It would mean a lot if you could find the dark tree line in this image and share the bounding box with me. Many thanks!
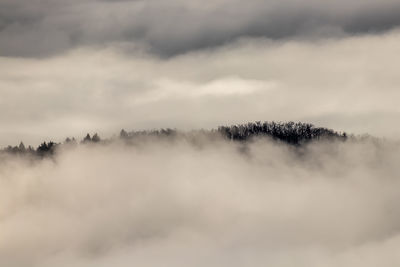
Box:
[217,121,346,144]
[119,128,177,139]
[1,133,102,157]
[3,142,35,155]
[0,122,348,158]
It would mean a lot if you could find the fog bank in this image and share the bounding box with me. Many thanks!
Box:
[1,137,400,266]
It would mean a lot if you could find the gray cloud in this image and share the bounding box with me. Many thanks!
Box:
[2,0,400,57]
[2,30,400,146]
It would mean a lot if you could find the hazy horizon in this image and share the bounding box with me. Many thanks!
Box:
[1,0,400,145]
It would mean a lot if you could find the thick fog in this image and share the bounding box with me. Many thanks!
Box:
[1,137,400,267]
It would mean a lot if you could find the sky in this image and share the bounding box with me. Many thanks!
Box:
[1,0,400,145]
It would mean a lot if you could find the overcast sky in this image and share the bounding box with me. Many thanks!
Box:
[1,0,400,146]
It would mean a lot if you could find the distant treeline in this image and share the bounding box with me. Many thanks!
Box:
[1,121,347,158]
[217,121,346,144]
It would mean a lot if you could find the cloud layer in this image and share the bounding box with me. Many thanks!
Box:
[1,0,400,145]
[1,29,400,146]
[2,0,400,57]
[1,138,400,266]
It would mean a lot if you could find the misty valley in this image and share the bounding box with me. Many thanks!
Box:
[1,121,399,267]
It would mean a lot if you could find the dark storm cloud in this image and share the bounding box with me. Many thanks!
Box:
[1,0,400,57]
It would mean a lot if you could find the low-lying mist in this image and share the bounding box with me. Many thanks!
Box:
[1,135,400,267]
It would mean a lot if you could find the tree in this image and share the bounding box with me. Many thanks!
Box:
[92,133,100,143]
[18,142,26,151]
[120,129,128,139]
[37,141,57,156]
[82,133,91,143]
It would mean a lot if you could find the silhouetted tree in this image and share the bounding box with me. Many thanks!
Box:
[120,129,128,139]
[217,121,346,145]
[92,133,100,143]
[82,133,92,143]
[18,142,26,151]
[0,121,349,158]
[36,141,57,157]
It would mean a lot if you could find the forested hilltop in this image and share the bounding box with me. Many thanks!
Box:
[1,121,348,158]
